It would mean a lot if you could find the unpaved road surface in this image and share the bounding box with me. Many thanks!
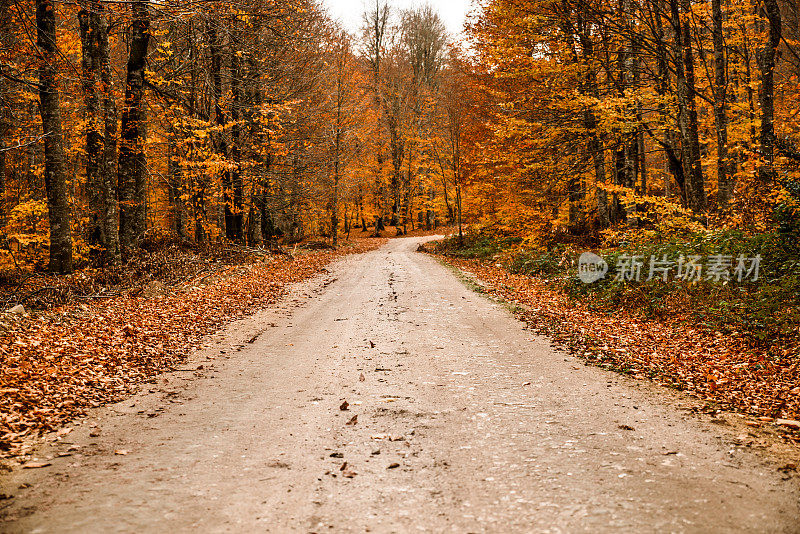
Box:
[2,237,799,533]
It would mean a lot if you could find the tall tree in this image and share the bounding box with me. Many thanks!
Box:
[362,0,390,227]
[757,0,782,183]
[79,0,120,264]
[36,0,73,272]
[227,43,244,243]
[118,0,150,253]
[711,0,733,206]
[670,0,706,212]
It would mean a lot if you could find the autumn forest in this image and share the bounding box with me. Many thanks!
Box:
[1,0,470,273]
[0,0,798,269]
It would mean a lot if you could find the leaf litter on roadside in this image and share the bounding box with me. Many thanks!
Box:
[439,256,800,443]
[0,239,386,460]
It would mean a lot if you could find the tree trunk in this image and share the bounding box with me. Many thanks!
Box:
[167,132,187,238]
[670,0,707,212]
[331,172,339,246]
[246,54,263,246]
[206,19,231,242]
[712,0,733,206]
[79,0,119,264]
[426,181,435,230]
[441,171,453,224]
[757,0,782,183]
[651,0,685,198]
[0,148,5,230]
[0,72,7,229]
[118,0,150,253]
[388,117,402,227]
[97,0,120,264]
[331,82,342,246]
[637,121,647,195]
[78,2,101,246]
[0,0,7,229]
[633,29,646,197]
[228,49,244,242]
[37,0,73,273]
[680,0,706,212]
[456,181,463,244]
[576,19,609,228]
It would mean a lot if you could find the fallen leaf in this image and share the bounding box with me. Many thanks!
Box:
[339,400,349,411]
[428,254,800,439]
[345,415,358,426]
[22,462,51,469]
[387,462,400,469]
[0,240,387,459]
[776,419,800,430]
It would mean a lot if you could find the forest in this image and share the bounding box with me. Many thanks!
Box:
[0,0,798,272]
[0,0,470,275]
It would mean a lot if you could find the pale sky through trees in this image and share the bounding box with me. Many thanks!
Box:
[321,0,474,37]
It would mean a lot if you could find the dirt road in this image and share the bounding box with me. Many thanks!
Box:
[2,237,798,533]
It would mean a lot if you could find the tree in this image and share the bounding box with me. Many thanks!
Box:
[757,0,782,183]
[323,30,364,245]
[711,0,733,206]
[79,0,120,264]
[36,0,72,273]
[362,0,390,228]
[118,0,150,254]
